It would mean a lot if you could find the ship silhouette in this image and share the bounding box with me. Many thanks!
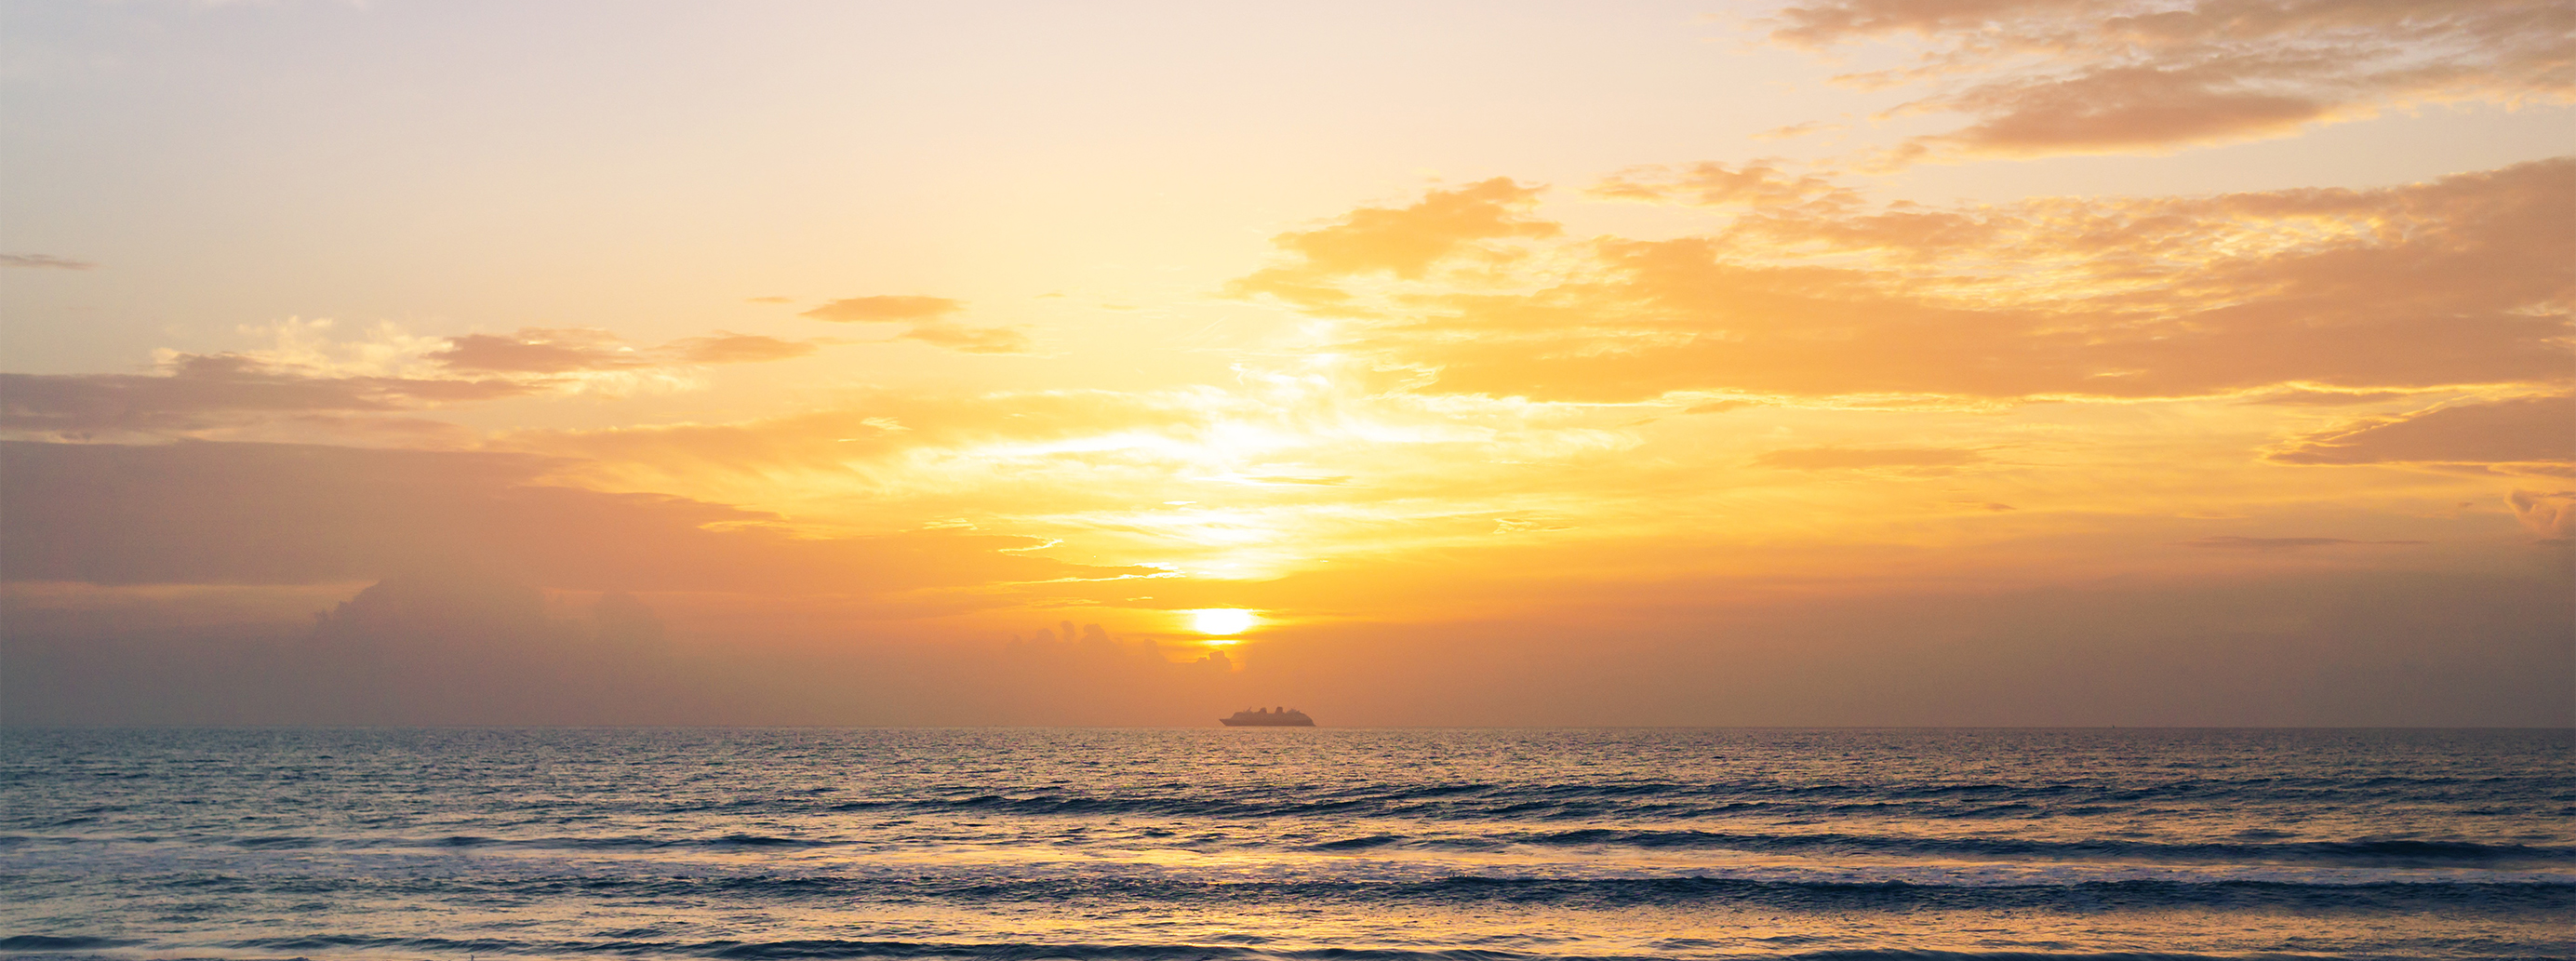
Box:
[1220,705,1314,727]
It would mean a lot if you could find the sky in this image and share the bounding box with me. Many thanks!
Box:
[2,0,2569,727]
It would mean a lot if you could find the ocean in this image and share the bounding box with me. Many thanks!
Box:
[1,727,2569,960]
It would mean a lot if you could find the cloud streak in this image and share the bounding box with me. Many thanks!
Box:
[1,253,93,270]
[2,326,827,442]
[1765,0,2576,163]
[2267,394,2576,471]
[802,296,1034,354]
[2182,536,2425,550]
[0,439,1155,603]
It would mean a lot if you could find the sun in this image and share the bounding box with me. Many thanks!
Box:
[1188,608,1259,636]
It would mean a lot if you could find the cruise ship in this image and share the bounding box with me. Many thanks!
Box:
[1220,706,1315,727]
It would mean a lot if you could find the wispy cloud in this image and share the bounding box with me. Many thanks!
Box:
[802,296,964,322]
[802,296,1034,354]
[1,253,95,270]
[2,324,827,443]
[428,327,818,374]
[2267,394,2576,472]
[1765,0,2576,164]
[2182,536,2425,551]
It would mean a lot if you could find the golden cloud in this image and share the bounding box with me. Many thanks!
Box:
[801,296,1032,354]
[1766,0,2576,161]
[1226,178,1557,309]
[1242,158,2574,403]
[1590,162,1859,208]
[801,295,965,321]
[2506,489,2575,540]
[0,439,1155,601]
[897,321,1035,354]
[2267,394,2576,471]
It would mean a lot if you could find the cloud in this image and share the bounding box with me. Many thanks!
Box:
[0,439,1155,600]
[895,321,1035,354]
[2267,394,2576,468]
[1754,446,1984,470]
[1244,159,2574,404]
[1589,162,1859,208]
[430,327,639,374]
[2507,489,2576,540]
[1684,400,1759,414]
[1753,120,1844,140]
[0,326,829,441]
[1,253,93,270]
[798,296,1030,354]
[2242,388,2422,406]
[0,354,534,439]
[430,327,821,374]
[1766,0,2576,162]
[802,295,965,322]
[2182,536,2425,550]
[1227,178,1557,309]
[669,332,820,365]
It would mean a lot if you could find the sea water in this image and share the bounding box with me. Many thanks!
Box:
[2,727,2569,960]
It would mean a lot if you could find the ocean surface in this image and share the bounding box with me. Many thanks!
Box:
[2,727,2569,961]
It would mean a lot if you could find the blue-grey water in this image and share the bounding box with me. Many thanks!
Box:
[2,728,2569,960]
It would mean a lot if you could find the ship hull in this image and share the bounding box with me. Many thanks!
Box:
[1220,717,1315,727]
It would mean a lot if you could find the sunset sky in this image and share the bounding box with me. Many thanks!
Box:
[4,0,2569,727]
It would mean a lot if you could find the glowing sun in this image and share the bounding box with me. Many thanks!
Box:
[1189,608,1259,636]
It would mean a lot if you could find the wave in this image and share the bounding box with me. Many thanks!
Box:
[152,828,2576,869]
[0,936,141,952]
[1503,829,2576,867]
[776,777,2573,823]
[109,874,2569,914]
[198,930,2558,961]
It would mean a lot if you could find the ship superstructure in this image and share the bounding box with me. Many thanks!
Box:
[1220,706,1315,727]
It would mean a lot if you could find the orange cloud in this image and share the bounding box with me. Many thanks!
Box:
[801,296,1032,354]
[671,332,822,365]
[2506,489,2576,540]
[0,439,1155,602]
[802,295,965,321]
[2267,394,2576,471]
[1590,162,1859,208]
[1766,0,2576,161]
[1246,159,2573,403]
[1227,178,1557,309]
[2181,536,2424,551]
[897,321,1035,354]
[2242,388,2422,407]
